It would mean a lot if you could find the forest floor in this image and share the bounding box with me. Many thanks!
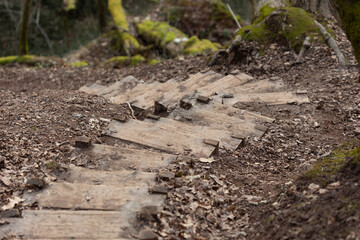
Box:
[1,24,360,239]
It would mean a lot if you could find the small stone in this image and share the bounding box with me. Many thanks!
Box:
[327,181,340,190]
[230,69,240,75]
[354,127,360,135]
[113,115,126,122]
[308,183,320,192]
[138,228,158,240]
[270,76,281,81]
[1,209,20,218]
[26,178,46,189]
[314,122,320,128]
[74,136,92,148]
[149,185,168,194]
[158,171,175,181]
[196,95,211,104]
[139,206,158,221]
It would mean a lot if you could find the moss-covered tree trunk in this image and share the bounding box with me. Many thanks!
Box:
[98,0,107,32]
[19,0,32,55]
[329,0,360,67]
[108,0,140,55]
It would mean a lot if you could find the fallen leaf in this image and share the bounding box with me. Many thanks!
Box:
[199,157,215,163]
[1,196,25,211]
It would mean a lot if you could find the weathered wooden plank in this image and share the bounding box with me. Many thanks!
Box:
[110,81,160,104]
[144,117,243,150]
[97,75,140,98]
[91,144,176,170]
[213,91,310,106]
[217,78,285,95]
[79,83,107,95]
[107,119,217,157]
[154,71,223,112]
[0,210,132,239]
[168,105,266,138]
[36,182,165,210]
[67,165,156,187]
[131,79,179,110]
[197,102,274,123]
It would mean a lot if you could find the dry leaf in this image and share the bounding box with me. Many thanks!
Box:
[0,177,12,186]
[1,196,25,211]
[199,157,215,163]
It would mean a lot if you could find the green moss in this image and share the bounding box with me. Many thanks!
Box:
[137,20,187,47]
[105,54,145,67]
[305,140,360,184]
[236,6,324,53]
[44,160,58,170]
[107,0,141,54]
[148,59,160,65]
[70,61,88,67]
[0,55,35,65]
[332,1,360,67]
[183,36,221,56]
[66,0,76,11]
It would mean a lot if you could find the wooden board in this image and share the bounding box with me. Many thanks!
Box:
[97,75,140,98]
[109,81,160,104]
[107,119,217,157]
[0,210,132,239]
[213,91,310,106]
[131,79,179,110]
[36,182,165,210]
[217,78,285,95]
[79,83,107,95]
[197,102,274,123]
[91,144,176,170]
[169,106,267,138]
[144,117,243,150]
[67,165,156,187]
[154,71,223,112]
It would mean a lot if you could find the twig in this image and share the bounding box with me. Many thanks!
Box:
[226,3,241,29]
[126,102,136,119]
[314,20,346,67]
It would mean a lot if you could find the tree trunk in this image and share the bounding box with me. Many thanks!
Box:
[98,0,107,32]
[329,0,360,68]
[19,0,32,55]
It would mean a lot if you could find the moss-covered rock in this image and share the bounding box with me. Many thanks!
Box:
[183,36,221,56]
[137,20,188,57]
[104,54,145,67]
[108,0,141,55]
[237,5,324,52]
[70,61,88,67]
[304,140,360,185]
[329,0,360,67]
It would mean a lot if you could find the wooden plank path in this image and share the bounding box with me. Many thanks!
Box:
[1,70,310,239]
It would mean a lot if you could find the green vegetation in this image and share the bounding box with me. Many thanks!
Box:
[305,140,360,185]
[237,5,324,52]
[108,0,141,54]
[0,55,34,65]
[66,0,76,11]
[70,61,89,67]
[183,36,221,56]
[104,54,145,67]
[137,20,187,47]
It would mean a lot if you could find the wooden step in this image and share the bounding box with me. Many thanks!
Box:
[106,119,218,157]
[131,79,179,110]
[0,210,132,239]
[35,182,165,210]
[218,78,285,95]
[193,102,274,123]
[79,83,107,95]
[91,144,176,170]
[213,91,310,106]
[109,81,160,104]
[97,75,141,98]
[154,71,223,112]
[67,165,156,187]
[144,117,243,150]
[168,105,267,138]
